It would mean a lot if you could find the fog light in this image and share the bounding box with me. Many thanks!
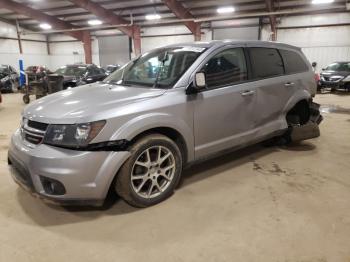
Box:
[40,176,66,195]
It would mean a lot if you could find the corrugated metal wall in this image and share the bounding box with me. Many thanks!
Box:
[98,35,129,67]
[271,13,350,72]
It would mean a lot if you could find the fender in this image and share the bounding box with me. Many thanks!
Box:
[110,112,195,162]
[282,89,312,116]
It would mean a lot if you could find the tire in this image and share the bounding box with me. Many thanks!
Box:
[23,94,30,104]
[115,134,183,207]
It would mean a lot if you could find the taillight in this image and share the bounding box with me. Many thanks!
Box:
[314,73,320,82]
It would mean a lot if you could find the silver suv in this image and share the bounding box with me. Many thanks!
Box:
[8,40,322,207]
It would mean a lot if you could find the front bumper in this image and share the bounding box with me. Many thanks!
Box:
[319,80,350,90]
[8,129,130,206]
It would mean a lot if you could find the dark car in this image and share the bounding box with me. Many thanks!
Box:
[0,65,19,93]
[319,62,350,92]
[55,64,107,89]
[104,64,121,76]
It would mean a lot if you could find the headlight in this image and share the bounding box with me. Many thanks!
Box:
[43,120,106,148]
[342,75,350,82]
[1,76,9,83]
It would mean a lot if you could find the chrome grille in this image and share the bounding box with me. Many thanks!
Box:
[22,119,47,145]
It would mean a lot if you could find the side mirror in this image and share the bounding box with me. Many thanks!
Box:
[195,72,206,89]
[322,68,325,71]
[186,72,206,95]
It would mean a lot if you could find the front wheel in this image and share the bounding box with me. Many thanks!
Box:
[115,134,183,207]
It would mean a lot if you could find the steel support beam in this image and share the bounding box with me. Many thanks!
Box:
[0,0,85,41]
[0,0,94,63]
[68,0,141,55]
[162,0,201,41]
[15,19,23,54]
[132,25,141,56]
[82,31,92,64]
[265,0,277,41]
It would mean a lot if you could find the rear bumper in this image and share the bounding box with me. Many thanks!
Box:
[289,102,323,142]
[8,129,131,206]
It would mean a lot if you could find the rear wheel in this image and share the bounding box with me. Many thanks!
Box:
[115,134,183,207]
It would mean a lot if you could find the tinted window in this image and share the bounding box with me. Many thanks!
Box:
[279,49,308,74]
[202,48,247,89]
[55,66,87,77]
[325,62,350,72]
[249,48,284,79]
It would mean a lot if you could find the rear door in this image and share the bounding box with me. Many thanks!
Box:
[246,46,293,134]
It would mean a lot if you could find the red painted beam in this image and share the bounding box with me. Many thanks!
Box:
[162,0,201,41]
[0,0,85,41]
[265,0,277,41]
[68,0,134,37]
[132,25,141,56]
[68,0,141,55]
[82,31,92,64]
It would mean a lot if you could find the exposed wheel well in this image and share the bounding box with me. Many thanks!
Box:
[286,99,310,125]
[129,127,188,164]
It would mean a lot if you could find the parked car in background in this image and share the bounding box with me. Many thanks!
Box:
[8,41,322,208]
[319,62,350,91]
[0,65,19,93]
[55,64,107,89]
[104,64,121,75]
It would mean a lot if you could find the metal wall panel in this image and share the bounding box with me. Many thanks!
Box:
[213,27,259,40]
[98,35,130,67]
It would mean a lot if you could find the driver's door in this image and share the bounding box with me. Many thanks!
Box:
[193,47,257,159]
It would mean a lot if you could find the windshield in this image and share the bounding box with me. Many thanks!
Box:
[104,46,206,88]
[326,62,350,72]
[55,66,87,77]
[0,65,9,74]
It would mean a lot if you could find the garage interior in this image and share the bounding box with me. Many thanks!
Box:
[1,0,350,261]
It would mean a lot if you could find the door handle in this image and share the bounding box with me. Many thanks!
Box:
[284,82,295,87]
[241,90,255,96]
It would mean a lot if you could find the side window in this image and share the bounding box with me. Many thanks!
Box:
[279,49,309,74]
[89,67,100,76]
[202,48,247,89]
[249,48,284,79]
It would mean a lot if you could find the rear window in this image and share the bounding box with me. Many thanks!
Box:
[279,49,309,74]
[249,48,284,79]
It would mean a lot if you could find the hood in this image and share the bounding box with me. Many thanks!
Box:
[23,82,166,124]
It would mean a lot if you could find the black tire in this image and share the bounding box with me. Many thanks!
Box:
[23,94,30,104]
[115,134,183,207]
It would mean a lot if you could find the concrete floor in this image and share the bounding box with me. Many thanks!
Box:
[0,93,350,262]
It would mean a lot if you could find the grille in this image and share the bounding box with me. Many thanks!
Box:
[27,120,48,131]
[22,119,47,145]
[24,132,43,144]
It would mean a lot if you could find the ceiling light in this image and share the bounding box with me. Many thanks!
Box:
[39,23,52,30]
[312,0,334,4]
[88,19,103,26]
[145,14,161,20]
[217,6,235,14]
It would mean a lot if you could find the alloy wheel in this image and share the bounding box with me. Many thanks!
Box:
[131,145,176,199]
